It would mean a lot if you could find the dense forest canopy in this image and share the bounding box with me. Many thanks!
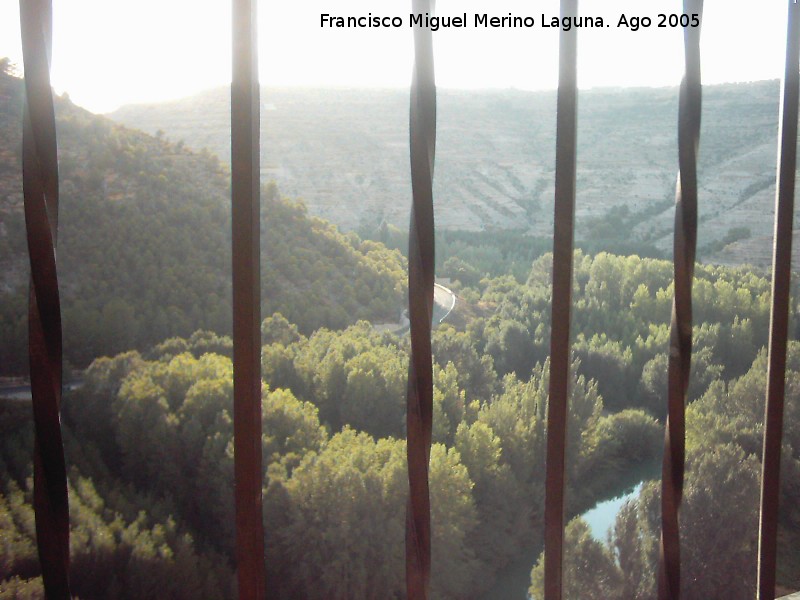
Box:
[1,319,661,598]
[2,61,799,598]
[529,342,800,600]
[3,248,798,598]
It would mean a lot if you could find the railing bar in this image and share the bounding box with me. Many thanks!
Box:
[657,2,703,599]
[19,0,71,597]
[231,0,266,597]
[543,1,579,598]
[757,2,800,599]
[406,0,436,597]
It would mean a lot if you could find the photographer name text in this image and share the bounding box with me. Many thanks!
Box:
[320,12,701,32]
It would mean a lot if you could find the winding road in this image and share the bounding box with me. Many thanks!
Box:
[433,283,457,323]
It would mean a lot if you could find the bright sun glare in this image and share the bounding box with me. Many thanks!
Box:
[0,1,790,114]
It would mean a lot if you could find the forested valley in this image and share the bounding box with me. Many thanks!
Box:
[2,62,800,598]
[0,65,406,375]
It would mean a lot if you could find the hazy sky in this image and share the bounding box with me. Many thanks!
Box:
[0,1,792,114]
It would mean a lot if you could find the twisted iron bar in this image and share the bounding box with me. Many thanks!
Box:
[406,0,436,597]
[543,1,579,598]
[657,2,703,599]
[19,0,71,597]
[757,2,800,599]
[231,0,265,597]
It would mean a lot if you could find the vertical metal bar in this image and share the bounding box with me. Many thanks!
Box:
[757,2,800,598]
[406,0,436,598]
[543,1,578,598]
[19,1,71,597]
[232,0,265,597]
[658,2,703,599]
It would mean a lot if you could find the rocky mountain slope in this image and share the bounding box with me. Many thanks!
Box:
[110,81,791,266]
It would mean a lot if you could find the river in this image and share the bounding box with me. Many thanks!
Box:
[481,477,650,599]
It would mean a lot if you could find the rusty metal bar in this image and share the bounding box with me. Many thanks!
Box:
[406,0,436,597]
[757,2,800,599]
[19,0,71,597]
[543,1,579,598]
[231,0,265,597]
[657,2,703,599]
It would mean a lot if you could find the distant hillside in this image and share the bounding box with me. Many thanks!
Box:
[0,68,406,374]
[110,81,793,266]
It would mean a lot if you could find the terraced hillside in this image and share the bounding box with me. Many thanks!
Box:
[110,81,792,266]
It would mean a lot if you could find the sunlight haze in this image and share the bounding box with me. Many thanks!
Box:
[0,1,790,113]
